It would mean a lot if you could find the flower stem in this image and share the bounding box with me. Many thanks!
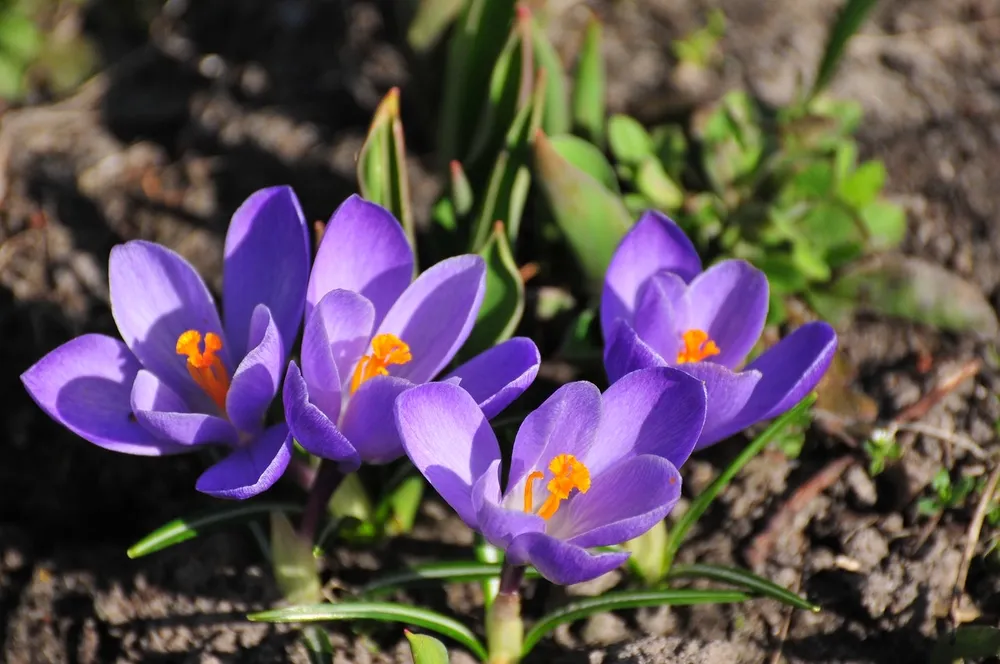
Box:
[486,563,525,664]
[298,460,343,544]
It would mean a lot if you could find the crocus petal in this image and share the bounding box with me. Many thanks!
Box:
[395,382,501,527]
[678,363,762,449]
[603,320,667,384]
[600,210,701,342]
[226,305,284,433]
[554,455,681,548]
[684,260,769,368]
[195,423,293,499]
[632,272,688,363]
[472,460,545,549]
[301,289,375,421]
[506,531,630,586]
[131,370,238,445]
[308,195,414,326]
[340,375,413,464]
[586,367,707,474]
[109,241,225,408]
[506,382,602,504]
[443,337,540,420]
[734,321,838,429]
[282,362,361,470]
[223,186,310,360]
[376,255,486,384]
[20,334,187,455]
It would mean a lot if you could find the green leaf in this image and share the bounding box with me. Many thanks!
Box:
[328,472,374,524]
[697,91,764,197]
[608,114,654,167]
[666,564,819,612]
[406,0,468,53]
[476,539,504,611]
[651,124,688,180]
[464,221,525,355]
[529,12,570,135]
[838,160,885,208]
[249,602,487,660]
[0,53,24,99]
[450,160,474,217]
[930,625,1000,664]
[572,14,605,145]
[635,157,683,210]
[808,0,878,101]
[624,520,667,584]
[361,561,530,597]
[271,512,322,605]
[0,13,42,64]
[859,200,906,250]
[406,631,451,664]
[127,502,303,558]
[372,474,425,537]
[521,589,751,656]
[663,395,817,572]
[533,129,632,293]
[301,626,334,664]
[548,134,619,193]
[357,88,417,259]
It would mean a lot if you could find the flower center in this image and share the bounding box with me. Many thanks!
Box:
[676,329,720,364]
[523,454,591,520]
[350,333,412,394]
[176,330,230,411]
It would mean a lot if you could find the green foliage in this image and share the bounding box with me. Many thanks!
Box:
[930,625,1000,664]
[270,512,322,605]
[672,9,726,68]
[405,632,451,664]
[863,427,903,476]
[809,0,879,101]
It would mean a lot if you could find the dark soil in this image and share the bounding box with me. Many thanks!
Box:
[3,1,1000,663]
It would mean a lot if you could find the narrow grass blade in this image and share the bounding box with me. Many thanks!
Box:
[571,14,605,145]
[667,563,819,612]
[808,0,877,101]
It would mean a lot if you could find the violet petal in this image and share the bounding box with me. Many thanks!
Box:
[603,319,667,384]
[226,304,284,433]
[506,531,630,585]
[282,362,361,470]
[131,369,238,446]
[340,375,413,464]
[195,423,293,499]
[443,337,540,420]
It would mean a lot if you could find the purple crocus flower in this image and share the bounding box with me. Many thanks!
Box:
[282,195,540,470]
[395,367,707,585]
[21,187,310,499]
[601,210,837,448]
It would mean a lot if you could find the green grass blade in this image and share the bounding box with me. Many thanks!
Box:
[249,602,487,660]
[127,502,303,559]
[809,0,878,101]
[662,394,817,572]
[667,563,819,612]
[360,561,543,597]
[406,631,451,664]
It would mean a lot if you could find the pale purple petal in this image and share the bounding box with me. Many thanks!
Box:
[600,210,701,342]
[506,382,602,504]
[282,362,361,470]
[20,334,187,456]
[223,186,310,359]
[632,272,688,363]
[678,363,762,449]
[586,367,706,474]
[131,370,238,446]
[395,382,501,527]
[340,375,413,464]
[472,460,545,549]
[443,338,540,419]
[109,241,225,408]
[683,260,769,368]
[195,423,293,499]
[226,305,284,433]
[603,320,666,384]
[376,255,486,384]
[308,195,414,326]
[506,532,630,585]
[554,455,681,548]
[301,289,375,421]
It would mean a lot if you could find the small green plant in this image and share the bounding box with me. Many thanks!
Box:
[863,427,903,476]
[917,468,979,517]
[672,9,725,69]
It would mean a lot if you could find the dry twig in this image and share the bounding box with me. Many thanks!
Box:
[950,460,1000,628]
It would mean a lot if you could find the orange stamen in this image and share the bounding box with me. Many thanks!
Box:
[522,454,591,521]
[350,333,412,394]
[176,330,230,411]
[676,329,720,364]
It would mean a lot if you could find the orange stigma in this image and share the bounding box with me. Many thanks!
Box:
[176,330,230,411]
[523,454,591,520]
[676,329,720,364]
[350,333,412,394]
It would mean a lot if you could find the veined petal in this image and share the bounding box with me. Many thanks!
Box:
[586,367,706,474]
[223,186,310,360]
[340,375,413,464]
[195,423,293,499]
[376,255,486,384]
[603,320,667,384]
[20,334,187,455]
[632,272,688,364]
[301,289,375,421]
[282,362,361,470]
[678,362,762,449]
[395,382,501,527]
[472,460,545,549]
[443,337,540,420]
[600,210,701,342]
[110,240,225,408]
[226,305,284,433]
[684,260,769,368]
[308,195,414,326]
[506,531,630,585]
[131,370,238,446]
